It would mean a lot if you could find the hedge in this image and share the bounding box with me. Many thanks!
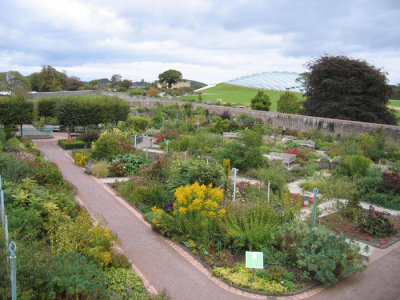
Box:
[58,139,86,149]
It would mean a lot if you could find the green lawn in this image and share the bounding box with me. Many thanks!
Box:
[389,99,400,107]
[179,83,304,111]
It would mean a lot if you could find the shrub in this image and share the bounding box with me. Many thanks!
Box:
[105,268,147,299]
[0,152,32,182]
[278,223,365,287]
[339,155,372,177]
[79,130,100,146]
[47,253,107,299]
[172,182,225,241]
[166,159,225,192]
[58,139,86,150]
[222,204,292,251]
[112,153,146,175]
[118,178,171,208]
[355,206,396,237]
[48,211,116,268]
[30,161,64,186]
[90,161,111,178]
[217,129,266,171]
[110,161,127,177]
[124,116,150,133]
[277,91,302,114]
[382,172,400,192]
[250,90,271,111]
[91,128,130,160]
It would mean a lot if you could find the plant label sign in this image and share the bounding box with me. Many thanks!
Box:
[245,251,264,269]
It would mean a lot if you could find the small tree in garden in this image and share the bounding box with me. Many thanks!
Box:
[0,95,34,136]
[277,91,302,114]
[250,90,271,111]
[56,98,85,138]
[173,182,225,241]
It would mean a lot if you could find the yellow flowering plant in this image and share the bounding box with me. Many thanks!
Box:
[173,182,225,241]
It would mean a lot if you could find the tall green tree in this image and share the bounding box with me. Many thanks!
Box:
[110,74,122,87]
[158,69,182,88]
[250,90,271,111]
[302,55,398,125]
[0,71,31,93]
[277,91,302,114]
[31,66,66,92]
[0,95,33,135]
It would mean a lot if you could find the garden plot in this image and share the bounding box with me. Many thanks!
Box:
[58,100,400,296]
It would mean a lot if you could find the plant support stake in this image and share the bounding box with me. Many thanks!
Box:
[166,140,169,153]
[9,241,17,300]
[134,135,137,148]
[145,135,149,160]
[5,215,8,251]
[1,190,4,226]
[233,168,238,201]
[312,188,319,228]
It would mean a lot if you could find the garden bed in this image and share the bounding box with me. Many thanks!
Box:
[108,181,318,296]
[320,209,400,249]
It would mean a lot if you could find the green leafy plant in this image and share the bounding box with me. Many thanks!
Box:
[47,253,107,299]
[91,128,131,160]
[105,267,147,299]
[166,159,225,192]
[278,223,365,287]
[90,161,111,178]
[112,153,146,175]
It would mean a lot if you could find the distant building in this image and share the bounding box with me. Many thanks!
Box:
[226,71,303,93]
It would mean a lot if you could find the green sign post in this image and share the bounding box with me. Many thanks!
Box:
[246,251,264,282]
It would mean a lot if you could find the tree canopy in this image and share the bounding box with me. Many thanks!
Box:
[250,90,271,111]
[277,91,302,114]
[158,69,182,88]
[0,71,31,93]
[0,95,33,136]
[302,55,398,125]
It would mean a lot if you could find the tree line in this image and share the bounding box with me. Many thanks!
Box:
[0,95,130,135]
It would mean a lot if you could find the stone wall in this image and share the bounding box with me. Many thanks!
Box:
[31,90,400,144]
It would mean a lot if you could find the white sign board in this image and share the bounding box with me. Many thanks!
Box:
[245,251,264,269]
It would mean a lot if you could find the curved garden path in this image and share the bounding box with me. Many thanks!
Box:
[35,135,400,300]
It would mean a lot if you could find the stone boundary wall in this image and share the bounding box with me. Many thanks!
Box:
[32,90,400,145]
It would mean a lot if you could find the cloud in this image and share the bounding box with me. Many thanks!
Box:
[0,0,399,84]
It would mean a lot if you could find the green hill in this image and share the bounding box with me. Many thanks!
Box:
[179,83,304,110]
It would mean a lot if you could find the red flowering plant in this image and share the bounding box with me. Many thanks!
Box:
[321,205,400,248]
[289,192,314,207]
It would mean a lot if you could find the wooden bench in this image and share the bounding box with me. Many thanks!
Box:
[44,125,60,132]
[74,126,85,133]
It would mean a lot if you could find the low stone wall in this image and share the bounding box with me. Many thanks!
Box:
[31,90,400,145]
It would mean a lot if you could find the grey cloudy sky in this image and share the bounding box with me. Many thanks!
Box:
[0,0,399,84]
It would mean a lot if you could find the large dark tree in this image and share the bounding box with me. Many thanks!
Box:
[302,55,398,125]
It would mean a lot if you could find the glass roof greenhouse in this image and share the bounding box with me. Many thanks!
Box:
[226,71,303,93]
